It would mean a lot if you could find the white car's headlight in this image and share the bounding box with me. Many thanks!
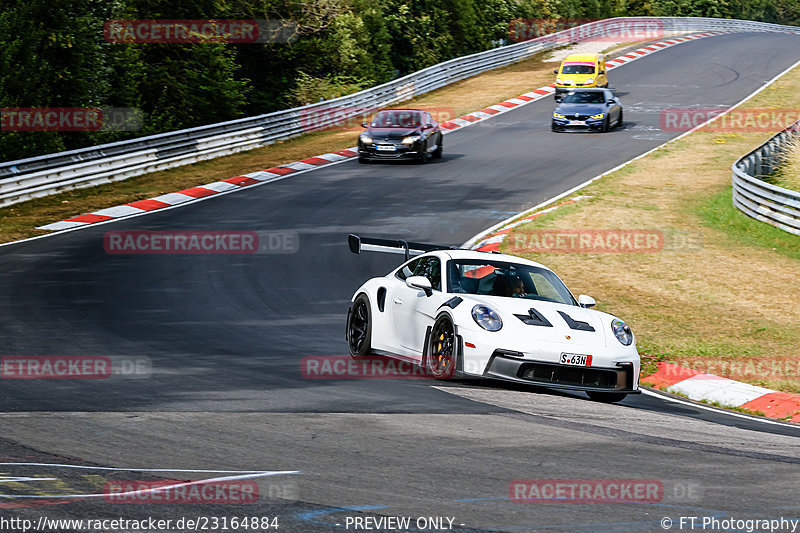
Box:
[611,318,633,346]
[553,113,566,118]
[472,305,502,331]
[360,133,372,144]
[590,113,605,119]
[585,77,594,84]
[401,135,421,145]
[556,78,563,84]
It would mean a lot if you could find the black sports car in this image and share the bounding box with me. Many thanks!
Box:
[357,109,443,163]
[551,89,623,132]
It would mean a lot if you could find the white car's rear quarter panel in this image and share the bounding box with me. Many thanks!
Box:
[350,276,400,354]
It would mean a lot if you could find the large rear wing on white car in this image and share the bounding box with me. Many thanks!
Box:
[348,234,455,261]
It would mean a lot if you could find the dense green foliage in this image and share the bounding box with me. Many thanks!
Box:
[2,0,799,160]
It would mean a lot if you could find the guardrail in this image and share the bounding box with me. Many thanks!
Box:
[3,16,800,208]
[732,121,800,236]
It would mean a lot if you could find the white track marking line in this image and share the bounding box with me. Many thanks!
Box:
[641,389,799,428]
[0,463,300,499]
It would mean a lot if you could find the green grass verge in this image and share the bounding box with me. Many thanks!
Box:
[698,186,800,261]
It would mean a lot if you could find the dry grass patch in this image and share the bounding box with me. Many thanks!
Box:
[773,137,800,192]
[501,66,800,393]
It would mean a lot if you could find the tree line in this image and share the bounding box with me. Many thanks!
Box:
[1,0,798,161]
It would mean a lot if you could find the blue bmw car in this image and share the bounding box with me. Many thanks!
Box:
[551,88,623,132]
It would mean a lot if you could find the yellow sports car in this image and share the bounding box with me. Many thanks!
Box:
[554,53,608,100]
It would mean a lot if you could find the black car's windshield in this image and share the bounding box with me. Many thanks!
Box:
[447,259,576,305]
[370,111,422,128]
[561,65,595,74]
[563,91,605,104]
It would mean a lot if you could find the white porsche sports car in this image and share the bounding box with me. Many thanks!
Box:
[345,235,640,402]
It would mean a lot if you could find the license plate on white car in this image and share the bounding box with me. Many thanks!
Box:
[560,353,592,366]
[568,120,585,126]
[376,145,397,151]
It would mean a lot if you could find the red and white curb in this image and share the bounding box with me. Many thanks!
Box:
[643,363,800,422]
[37,32,725,232]
[37,150,359,231]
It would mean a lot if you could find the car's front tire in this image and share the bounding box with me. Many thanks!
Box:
[616,110,623,128]
[601,116,610,133]
[347,294,372,358]
[427,315,457,379]
[587,391,628,403]
[432,135,443,159]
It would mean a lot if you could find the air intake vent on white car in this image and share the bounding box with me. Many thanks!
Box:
[558,311,595,332]
[514,308,553,327]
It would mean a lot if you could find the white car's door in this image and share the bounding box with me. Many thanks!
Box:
[390,256,446,356]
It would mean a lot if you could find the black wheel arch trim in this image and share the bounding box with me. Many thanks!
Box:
[421,311,463,375]
[438,296,463,310]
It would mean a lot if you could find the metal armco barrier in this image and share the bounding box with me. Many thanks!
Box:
[732,120,800,236]
[2,17,800,208]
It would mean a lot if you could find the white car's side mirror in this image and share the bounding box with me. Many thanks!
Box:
[578,294,596,308]
[406,275,433,296]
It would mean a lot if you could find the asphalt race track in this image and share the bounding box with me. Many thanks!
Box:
[1,32,799,532]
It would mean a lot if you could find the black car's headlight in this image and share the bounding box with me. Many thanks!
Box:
[401,135,421,145]
[359,133,373,144]
[472,305,502,331]
[611,318,633,346]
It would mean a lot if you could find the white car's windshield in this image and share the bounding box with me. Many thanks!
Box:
[447,259,576,305]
